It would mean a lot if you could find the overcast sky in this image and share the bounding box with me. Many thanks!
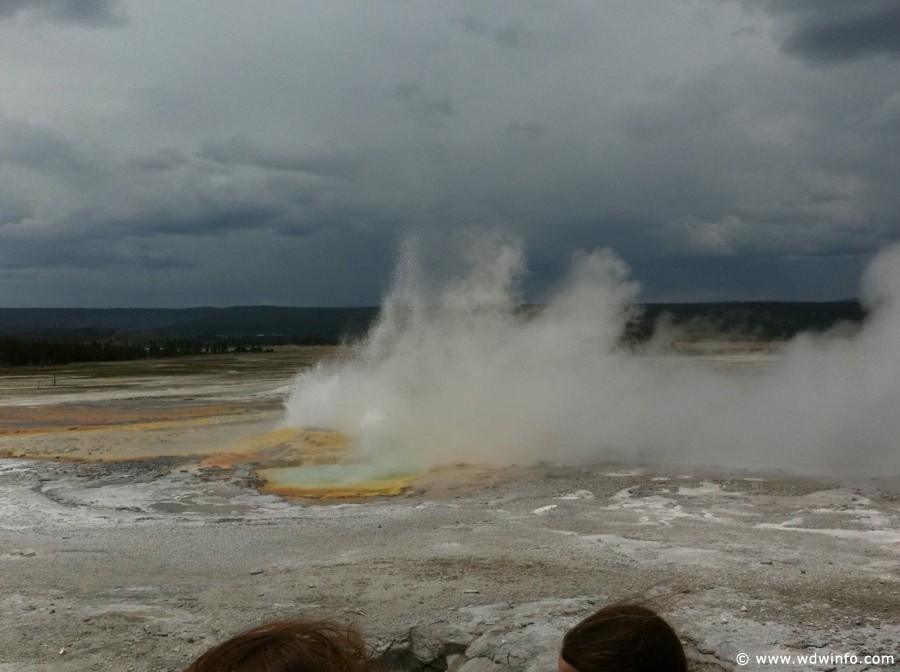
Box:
[2,0,900,307]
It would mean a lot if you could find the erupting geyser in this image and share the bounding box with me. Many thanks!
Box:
[282,235,900,481]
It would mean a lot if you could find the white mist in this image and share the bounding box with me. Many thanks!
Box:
[284,236,900,476]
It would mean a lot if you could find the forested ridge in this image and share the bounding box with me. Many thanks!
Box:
[0,302,865,367]
[0,336,262,367]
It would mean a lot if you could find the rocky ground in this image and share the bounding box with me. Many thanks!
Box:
[0,348,898,671]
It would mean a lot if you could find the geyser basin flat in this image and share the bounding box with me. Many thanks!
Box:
[0,349,352,481]
[2,344,897,671]
[0,340,827,504]
[2,456,898,672]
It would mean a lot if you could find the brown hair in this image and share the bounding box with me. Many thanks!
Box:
[185,619,370,672]
[560,603,687,672]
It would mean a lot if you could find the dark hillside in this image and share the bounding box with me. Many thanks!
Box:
[0,301,867,367]
[0,307,382,366]
[0,307,379,342]
[162,306,379,341]
[625,300,866,342]
[0,302,866,343]
[0,308,216,338]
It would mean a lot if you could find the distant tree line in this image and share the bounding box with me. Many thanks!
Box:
[622,300,866,343]
[0,336,275,368]
[1,301,865,367]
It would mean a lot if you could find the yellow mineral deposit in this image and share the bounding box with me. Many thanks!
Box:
[226,427,420,498]
[257,465,417,499]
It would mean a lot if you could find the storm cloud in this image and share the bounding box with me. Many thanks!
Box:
[761,1,900,63]
[1,1,899,307]
[0,0,125,26]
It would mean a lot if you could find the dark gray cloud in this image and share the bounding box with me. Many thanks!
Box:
[0,229,190,271]
[0,115,397,291]
[197,137,359,179]
[450,14,537,49]
[392,84,454,128]
[503,121,548,140]
[0,113,93,174]
[759,0,900,62]
[1,1,899,307]
[0,201,31,228]
[0,0,125,26]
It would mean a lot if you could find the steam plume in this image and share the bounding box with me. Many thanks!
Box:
[284,236,900,476]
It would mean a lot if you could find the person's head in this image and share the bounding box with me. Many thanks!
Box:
[185,619,370,672]
[559,603,687,672]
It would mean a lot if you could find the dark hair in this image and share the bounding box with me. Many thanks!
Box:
[560,603,687,672]
[185,619,370,672]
